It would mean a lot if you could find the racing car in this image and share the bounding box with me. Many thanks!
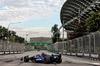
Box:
[21,53,62,64]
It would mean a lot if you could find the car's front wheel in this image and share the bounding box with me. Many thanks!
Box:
[24,56,29,62]
[56,58,62,63]
[31,60,36,63]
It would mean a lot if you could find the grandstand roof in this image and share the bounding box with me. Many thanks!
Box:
[60,0,100,31]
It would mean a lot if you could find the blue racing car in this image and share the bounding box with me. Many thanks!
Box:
[21,53,62,64]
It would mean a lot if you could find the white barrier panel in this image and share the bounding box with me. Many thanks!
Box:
[5,52,9,54]
[18,52,20,53]
[10,52,13,53]
[77,53,83,56]
[21,51,24,53]
[84,53,89,57]
[63,52,66,54]
[91,54,98,58]
[67,53,71,55]
[15,52,17,53]
[71,53,76,55]
[0,52,4,54]
[59,52,62,54]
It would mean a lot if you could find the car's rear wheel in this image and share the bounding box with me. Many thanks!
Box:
[56,58,62,63]
[43,57,50,63]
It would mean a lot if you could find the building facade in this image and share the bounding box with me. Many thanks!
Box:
[30,37,52,43]
[29,37,52,49]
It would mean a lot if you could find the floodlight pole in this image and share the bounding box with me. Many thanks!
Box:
[7,22,21,44]
[26,34,28,42]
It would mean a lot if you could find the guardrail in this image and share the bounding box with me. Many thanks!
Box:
[60,52,99,60]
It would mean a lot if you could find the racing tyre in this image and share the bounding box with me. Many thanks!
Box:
[43,57,50,63]
[56,58,62,63]
[24,56,29,62]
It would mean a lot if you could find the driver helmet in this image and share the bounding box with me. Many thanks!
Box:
[41,52,44,55]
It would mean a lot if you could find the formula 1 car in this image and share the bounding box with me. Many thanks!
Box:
[21,53,62,64]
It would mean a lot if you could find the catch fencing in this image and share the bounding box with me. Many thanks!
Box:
[0,41,33,54]
[47,31,100,60]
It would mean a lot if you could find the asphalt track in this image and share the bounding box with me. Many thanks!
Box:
[0,50,100,66]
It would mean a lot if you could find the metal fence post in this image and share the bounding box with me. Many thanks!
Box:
[97,31,100,52]
[76,38,79,52]
[81,37,83,53]
[87,35,91,53]
[85,36,87,52]
[92,33,96,53]
[65,42,66,50]
[70,40,72,53]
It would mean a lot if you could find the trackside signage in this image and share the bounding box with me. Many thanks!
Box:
[27,43,51,46]
[91,54,98,58]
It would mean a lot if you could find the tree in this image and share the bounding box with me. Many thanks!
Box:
[0,25,25,43]
[9,36,15,42]
[69,11,100,39]
[51,24,60,43]
[86,11,100,32]
[0,26,8,40]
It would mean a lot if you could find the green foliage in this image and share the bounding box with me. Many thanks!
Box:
[24,49,34,52]
[69,11,100,39]
[86,11,100,32]
[9,36,15,42]
[51,24,60,43]
[58,38,68,42]
[47,50,59,54]
[64,38,68,41]
[58,38,62,42]
[51,24,58,33]
[0,25,25,43]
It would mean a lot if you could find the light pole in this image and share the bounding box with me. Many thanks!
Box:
[26,34,28,42]
[7,22,21,44]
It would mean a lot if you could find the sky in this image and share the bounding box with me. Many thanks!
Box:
[0,0,66,41]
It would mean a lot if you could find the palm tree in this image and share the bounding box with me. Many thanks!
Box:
[51,24,60,43]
